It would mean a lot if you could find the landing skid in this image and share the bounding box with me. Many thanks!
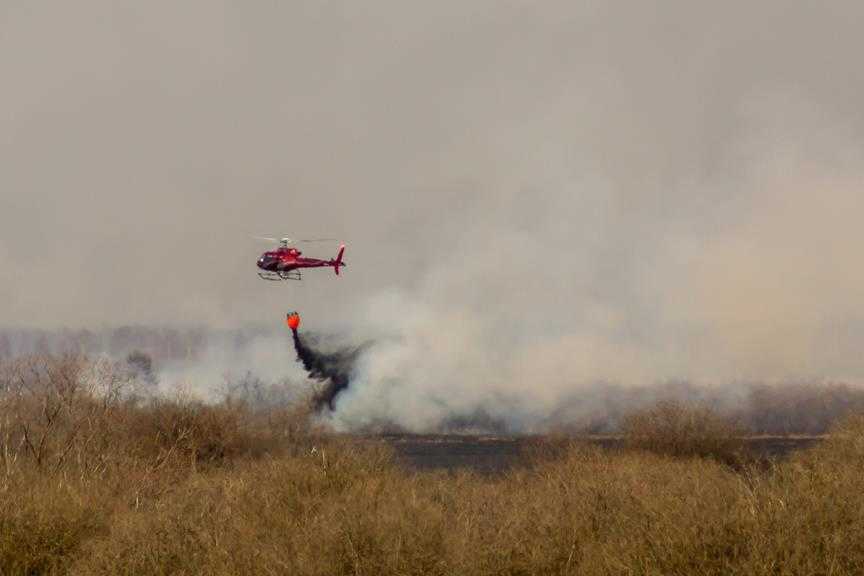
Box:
[258,271,302,281]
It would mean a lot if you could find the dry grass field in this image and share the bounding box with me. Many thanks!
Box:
[2,355,863,575]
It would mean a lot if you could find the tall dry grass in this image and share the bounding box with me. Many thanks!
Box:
[2,354,864,575]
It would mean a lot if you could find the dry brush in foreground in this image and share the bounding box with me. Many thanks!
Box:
[1,355,863,575]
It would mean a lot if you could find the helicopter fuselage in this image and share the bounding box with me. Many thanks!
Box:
[256,245,345,281]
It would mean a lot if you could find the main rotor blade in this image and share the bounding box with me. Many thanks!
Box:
[252,235,340,244]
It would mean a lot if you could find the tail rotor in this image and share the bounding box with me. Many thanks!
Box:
[333,244,346,275]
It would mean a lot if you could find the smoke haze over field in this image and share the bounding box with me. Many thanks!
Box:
[4,1,864,430]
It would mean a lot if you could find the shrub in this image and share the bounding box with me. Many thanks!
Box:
[621,400,748,464]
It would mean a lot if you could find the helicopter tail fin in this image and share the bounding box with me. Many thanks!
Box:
[333,245,346,275]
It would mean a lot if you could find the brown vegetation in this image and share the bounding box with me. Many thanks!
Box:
[2,355,864,575]
[621,400,748,464]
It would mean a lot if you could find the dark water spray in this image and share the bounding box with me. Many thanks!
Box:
[290,328,367,411]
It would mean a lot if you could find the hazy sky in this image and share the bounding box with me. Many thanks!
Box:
[4,1,864,428]
[1,0,861,328]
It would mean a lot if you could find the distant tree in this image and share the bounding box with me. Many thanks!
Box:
[0,333,10,359]
[34,333,50,355]
[126,350,157,387]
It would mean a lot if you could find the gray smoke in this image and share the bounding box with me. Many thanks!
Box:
[3,1,864,432]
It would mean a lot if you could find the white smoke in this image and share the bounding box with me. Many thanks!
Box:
[329,96,864,432]
[156,329,309,401]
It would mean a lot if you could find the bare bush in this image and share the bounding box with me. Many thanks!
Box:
[621,400,747,463]
[0,355,130,475]
[0,354,319,481]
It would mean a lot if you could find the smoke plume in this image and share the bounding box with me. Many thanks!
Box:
[4,2,864,432]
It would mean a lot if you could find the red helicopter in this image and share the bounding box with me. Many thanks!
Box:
[254,237,346,281]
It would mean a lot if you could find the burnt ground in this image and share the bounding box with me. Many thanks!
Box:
[362,435,824,474]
